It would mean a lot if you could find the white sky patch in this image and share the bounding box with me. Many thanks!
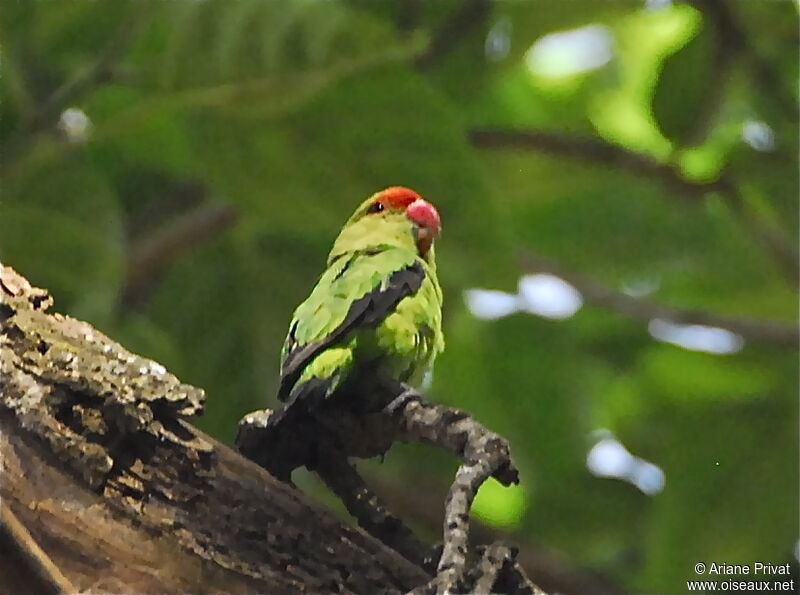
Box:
[485,17,512,62]
[630,460,667,494]
[622,275,661,298]
[518,274,583,319]
[648,318,744,355]
[58,107,92,143]
[420,368,434,392]
[645,0,674,10]
[587,434,666,495]
[525,24,614,78]
[463,289,520,320]
[465,274,582,321]
[741,119,775,152]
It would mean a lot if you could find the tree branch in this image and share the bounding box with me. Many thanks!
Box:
[469,127,717,198]
[714,176,799,288]
[472,544,545,595]
[368,470,628,595]
[122,200,239,309]
[469,127,799,285]
[397,0,425,36]
[676,0,739,147]
[0,505,77,595]
[521,251,799,349]
[385,390,519,594]
[315,443,433,570]
[236,380,540,594]
[688,0,797,123]
[0,261,433,594]
[415,0,491,70]
[0,11,144,179]
[25,14,141,135]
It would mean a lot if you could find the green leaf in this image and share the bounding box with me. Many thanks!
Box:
[639,346,778,402]
[591,4,701,158]
[472,479,527,529]
[651,20,712,147]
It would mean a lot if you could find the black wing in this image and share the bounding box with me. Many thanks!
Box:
[277,262,425,402]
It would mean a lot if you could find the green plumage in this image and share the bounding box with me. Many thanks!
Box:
[279,191,444,404]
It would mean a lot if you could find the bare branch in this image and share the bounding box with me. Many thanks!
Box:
[472,544,546,595]
[127,202,238,283]
[688,0,797,122]
[387,391,519,487]
[236,384,539,594]
[397,0,425,35]
[714,176,799,288]
[315,446,433,570]
[369,470,627,595]
[25,15,141,135]
[122,202,239,309]
[415,0,491,70]
[674,0,739,147]
[1,262,432,594]
[1,10,145,176]
[0,505,77,595]
[469,127,717,199]
[469,127,799,285]
[386,390,521,594]
[521,251,799,350]
[471,544,516,595]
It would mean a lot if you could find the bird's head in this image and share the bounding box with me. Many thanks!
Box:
[329,186,441,263]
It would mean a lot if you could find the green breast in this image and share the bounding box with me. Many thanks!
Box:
[373,259,444,387]
[285,247,444,395]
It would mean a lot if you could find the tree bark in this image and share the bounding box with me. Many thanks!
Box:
[0,262,430,594]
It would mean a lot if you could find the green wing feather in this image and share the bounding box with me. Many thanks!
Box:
[279,246,443,403]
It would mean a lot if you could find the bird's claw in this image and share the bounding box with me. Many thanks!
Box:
[384,388,420,416]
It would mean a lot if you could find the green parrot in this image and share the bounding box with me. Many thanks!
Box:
[278,186,444,416]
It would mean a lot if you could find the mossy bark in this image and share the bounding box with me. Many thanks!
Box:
[0,262,429,594]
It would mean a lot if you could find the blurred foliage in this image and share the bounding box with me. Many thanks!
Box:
[0,1,797,593]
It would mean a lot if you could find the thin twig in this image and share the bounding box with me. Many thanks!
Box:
[688,0,796,122]
[415,0,491,70]
[0,503,77,595]
[25,16,141,135]
[436,461,493,592]
[0,11,146,182]
[470,543,546,595]
[521,251,799,349]
[126,202,238,284]
[1,10,144,176]
[237,386,537,594]
[471,544,515,594]
[387,391,519,487]
[469,127,717,199]
[676,0,739,147]
[497,557,548,595]
[397,0,425,35]
[368,470,628,595]
[469,127,799,285]
[121,202,238,309]
[315,446,432,569]
[386,390,521,594]
[715,176,799,288]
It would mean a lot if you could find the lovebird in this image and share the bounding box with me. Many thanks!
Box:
[236,186,444,479]
[279,186,444,419]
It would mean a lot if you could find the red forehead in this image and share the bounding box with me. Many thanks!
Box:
[377,186,422,209]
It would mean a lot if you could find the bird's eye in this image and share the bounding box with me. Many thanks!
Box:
[367,201,385,214]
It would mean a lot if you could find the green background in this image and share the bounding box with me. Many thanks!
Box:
[1,1,797,593]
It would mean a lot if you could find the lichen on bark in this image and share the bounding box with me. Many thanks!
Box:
[0,262,211,498]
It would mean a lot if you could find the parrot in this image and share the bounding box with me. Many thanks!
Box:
[277,186,444,422]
